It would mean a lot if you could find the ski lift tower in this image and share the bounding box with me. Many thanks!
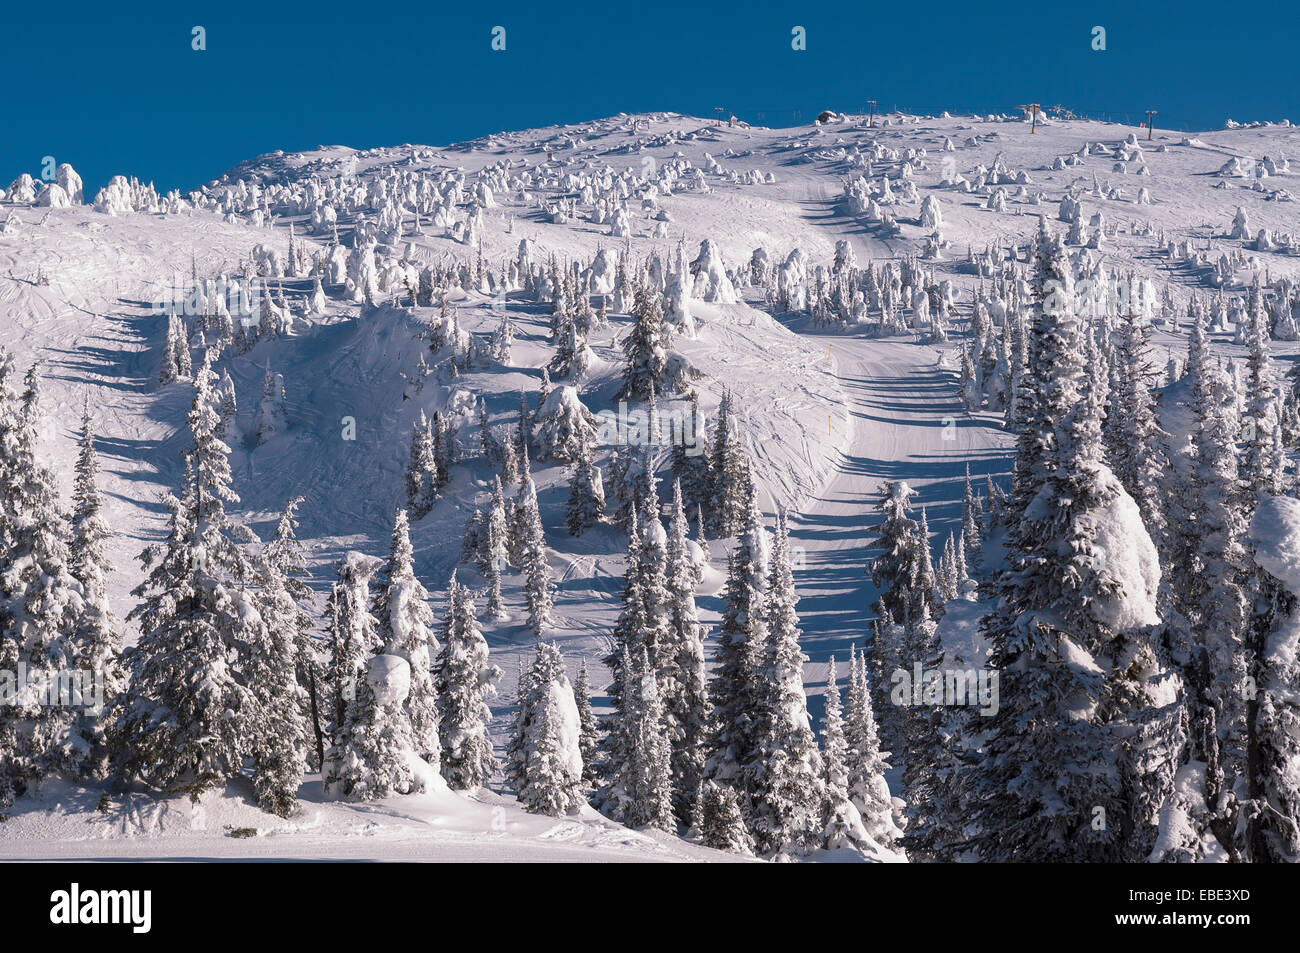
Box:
[1145,110,1158,140]
[714,106,725,125]
[1017,103,1042,133]
[866,100,877,127]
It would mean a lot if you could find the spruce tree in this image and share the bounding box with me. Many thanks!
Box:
[324,552,384,744]
[69,403,123,779]
[868,480,926,622]
[699,783,754,854]
[898,601,950,858]
[574,659,599,784]
[670,392,711,513]
[263,496,326,770]
[159,311,191,385]
[254,362,286,445]
[604,646,675,829]
[507,642,584,815]
[483,476,510,620]
[432,410,452,490]
[565,431,605,536]
[821,656,880,852]
[596,507,666,807]
[913,506,944,619]
[1247,501,1300,861]
[1107,308,1169,547]
[961,465,983,574]
[405,412,437,520]
[115,357,262,796]
[619,281,668,400]
[845,643,904,850]
[747,507,824,856]
[373,509,440,763]
[434,573,502,790]
[706,390,752,538]
[0,362,90,797]
[704,495,769,812]
[248,502,310,817]
[661,479,710,820]
[1184,351,1253,858]
[972,254,1168,862]
[1241,299,1278,494]
[324,651,420,801]
[865,600,905,766]
[517,472,554,636]
[517,391,532,465]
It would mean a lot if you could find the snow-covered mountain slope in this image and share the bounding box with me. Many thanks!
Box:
[1,109,1297,860]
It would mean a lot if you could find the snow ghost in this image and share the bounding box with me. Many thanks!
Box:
[367,654,411,707]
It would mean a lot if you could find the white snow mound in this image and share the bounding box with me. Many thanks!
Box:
[1250,495,1300,596]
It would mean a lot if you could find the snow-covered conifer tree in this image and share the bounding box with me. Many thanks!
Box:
[846,643,904,850]
[573,659,599,783]
[432,410,452,490]
[595,508,660,803]
[247,502,310,816]
[405,412,438,520]
[262,496,326,769]
[972,249,1166,862]
[1245,496,1300,861]
[821,656,880,853]
[961,465,983,573]
[602,645,675,829]
[323,552,384,744]
[868,481,929,621]
[660,478,710,819]
[670,392,711,513]
[0,365,89,796]
[373,509,440,763]
[507,642,584,815]
[704,495,769,812]
[115,357,263,796]
[434,573,501,790]
[534,385,598,463]
[1181,338,1253,859]
[699,782,754,854]
[159,311,191,385]
[254,361,287,445]
[1106,309,1169,546]
[324,650,420,801]
[706,390,753,538]
[747,507,823,856]
[619,282,668,400]
[565,430,605,535]
[491,313,514,365]
[516,472,554,635]
[1241,299,1279,495]
[68,403,123,779]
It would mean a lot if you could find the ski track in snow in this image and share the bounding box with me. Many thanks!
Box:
[788,335,1014,714]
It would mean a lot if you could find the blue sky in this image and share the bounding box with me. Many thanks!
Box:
[4,0,1297,194]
